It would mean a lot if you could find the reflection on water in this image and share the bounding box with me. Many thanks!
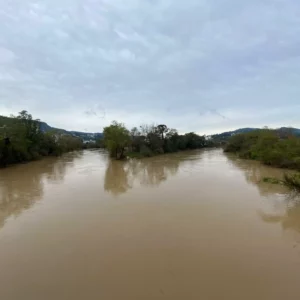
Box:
[260,202,300,233]
[226,153,300,237]
[226,153,291,196]
[104,161,132,195]
[0,151,82,228]
[1,149,300,300]
[259,194,300,235]
[104,155,181,195]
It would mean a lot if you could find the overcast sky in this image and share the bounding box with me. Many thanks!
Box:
[0,0,300,134]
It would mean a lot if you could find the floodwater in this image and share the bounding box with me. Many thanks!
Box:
[0,149,300,300]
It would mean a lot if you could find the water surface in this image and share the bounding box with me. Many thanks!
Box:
[1,149,300,300]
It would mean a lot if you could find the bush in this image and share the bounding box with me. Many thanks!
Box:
[140,145,153,157]
[283,173,300,190]
[225,129,300,171]
[262,177,282,184]
[292,157,300,170]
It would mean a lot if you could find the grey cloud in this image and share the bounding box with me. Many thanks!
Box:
[0,0,299,133]
[0,47,16,63]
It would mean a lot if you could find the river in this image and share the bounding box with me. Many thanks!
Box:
[0,149,300,299]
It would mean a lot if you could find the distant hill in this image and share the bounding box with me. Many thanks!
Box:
[0,116,103,142]
[279,127,300,136]
[211,128,259,139]
[211,127,300,141]
[39,121,103,141]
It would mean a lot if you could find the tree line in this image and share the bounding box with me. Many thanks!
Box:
[103,121,214,159]
[224,128,300,190]
[0,111,85,167]
[224,128,300,170]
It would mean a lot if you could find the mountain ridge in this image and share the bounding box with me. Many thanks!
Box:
[39,121,103,141]
[211,127,300,139]
[0,115,103,142]
[2,115,299,141]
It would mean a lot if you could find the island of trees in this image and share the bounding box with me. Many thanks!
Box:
[103,121,214,160]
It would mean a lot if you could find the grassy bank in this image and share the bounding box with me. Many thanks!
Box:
[225,129,300,192]
[262,174,300,191]
[283,173,300,191]
[224,129,300,170]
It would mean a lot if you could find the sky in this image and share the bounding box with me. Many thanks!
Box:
[0,0,300,134]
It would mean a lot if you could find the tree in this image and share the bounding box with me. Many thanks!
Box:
[16,110,41,142]
[103,121,130,159]
[130,127,144,152]
[0,112,85,167]
[184,132,206,149]
[157,124,168,140]
[224,129,300,170]
[165,129,180,152]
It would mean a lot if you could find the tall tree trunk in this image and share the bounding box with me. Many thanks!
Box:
[119,148,125,160]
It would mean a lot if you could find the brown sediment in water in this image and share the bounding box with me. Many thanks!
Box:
[1,149,300,300]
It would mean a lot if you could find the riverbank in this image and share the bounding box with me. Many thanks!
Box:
[0,145,102,169]
[0,111,85,168]
[125,146,218,160]
[224,128,300,171]
[0,111,104,168]
[224,129,300,191]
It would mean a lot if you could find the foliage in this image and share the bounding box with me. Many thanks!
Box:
[262,177,282,184]
[224,129,300,170]
[103,122,211,159]
[0,111,84,167]
[103,121,131,159]
[83,139,104,149]
[283,173,300,191]
[211,127,300,145]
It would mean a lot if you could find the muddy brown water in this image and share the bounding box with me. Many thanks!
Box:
[0,149,300,300]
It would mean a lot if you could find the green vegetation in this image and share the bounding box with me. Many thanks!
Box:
[0,111,85,167]
[103,121,131,159]
[103,121,210,159]
[262,177,282,185]
[225,129,300,192]
[283,173,300,191]
[224,129,300,170]
[261,174,300,191]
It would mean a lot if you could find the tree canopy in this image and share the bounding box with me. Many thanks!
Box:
[224,129,300,170]
[103,121,130,159]
[0,111,84,167]
[103,121,210,159]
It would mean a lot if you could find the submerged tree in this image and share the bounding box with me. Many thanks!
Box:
[103,121,130,159]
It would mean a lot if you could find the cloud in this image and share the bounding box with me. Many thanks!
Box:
[0,0,299,133]
[0,48,16,64]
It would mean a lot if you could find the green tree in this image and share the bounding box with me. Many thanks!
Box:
[130,127,144,153]
[225,129,300,171]
[103,121,130,159]
[16,110,41,142]
[1,112,85,167]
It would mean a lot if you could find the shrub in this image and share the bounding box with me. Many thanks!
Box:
[225,129,300,171]
[140,145,153,157]
[283,173,300,190]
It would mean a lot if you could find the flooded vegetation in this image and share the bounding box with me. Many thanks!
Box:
[1,149,300,299]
